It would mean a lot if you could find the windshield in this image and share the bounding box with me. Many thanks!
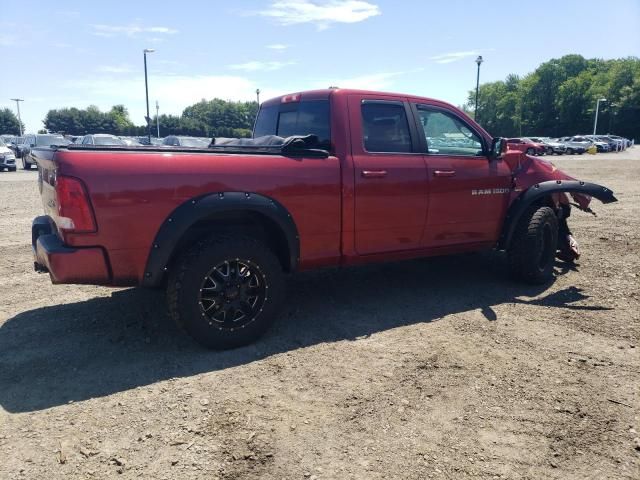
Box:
[94,136,125,145]
[36,135,69,146]
[179,137,210,147]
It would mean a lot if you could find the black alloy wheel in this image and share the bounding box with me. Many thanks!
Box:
[167,235,285,349]
[198,259,267,331]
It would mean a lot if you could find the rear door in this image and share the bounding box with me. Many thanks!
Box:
[411,103,512,247]
[349,95,428,255]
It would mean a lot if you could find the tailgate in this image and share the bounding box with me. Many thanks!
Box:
[34,147,60,223]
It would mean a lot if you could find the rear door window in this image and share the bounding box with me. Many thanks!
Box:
[254,100,331,149]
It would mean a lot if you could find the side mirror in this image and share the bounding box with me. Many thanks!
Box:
[489,137,506,160]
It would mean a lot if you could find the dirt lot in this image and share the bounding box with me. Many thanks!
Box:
[0,150,638,480]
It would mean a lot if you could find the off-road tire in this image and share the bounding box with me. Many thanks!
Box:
[167,235,285,349]
[507,206,559,284]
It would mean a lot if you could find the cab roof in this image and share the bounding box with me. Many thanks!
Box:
[262,88,458,110]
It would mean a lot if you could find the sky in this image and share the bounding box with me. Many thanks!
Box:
[1,0,639,132]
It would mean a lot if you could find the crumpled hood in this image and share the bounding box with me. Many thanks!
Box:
[505,152,592,209]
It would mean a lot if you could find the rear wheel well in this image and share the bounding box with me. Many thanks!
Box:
[167,211,293,277]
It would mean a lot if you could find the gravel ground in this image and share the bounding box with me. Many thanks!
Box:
[0,149,638,479]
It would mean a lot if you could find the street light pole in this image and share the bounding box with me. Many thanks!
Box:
[593,98,606,135]
[143,48,155,144]
[256,88,260,105]
[10,98,24,136]
[155,100,160,138]
[474,56,483,123]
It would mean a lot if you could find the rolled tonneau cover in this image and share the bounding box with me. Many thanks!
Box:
[56,135,329,157]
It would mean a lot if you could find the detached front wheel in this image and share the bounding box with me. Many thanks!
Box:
[167,235,285,349]
[507,206,559,284]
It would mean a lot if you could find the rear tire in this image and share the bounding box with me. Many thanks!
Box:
[21,158,30,170]
[526,147,535,155]
[566,148,574,155]
[167,235,285,350]
[507,206,559,284]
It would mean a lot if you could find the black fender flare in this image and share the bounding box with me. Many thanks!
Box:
[498,180,617,249]
[141,192,299,287]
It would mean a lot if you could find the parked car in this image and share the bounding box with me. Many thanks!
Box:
[0,134,15,145]
[12,136,27,158]
[529,137,567,155]
[592,135,619,152]
[0,138,16,171]
[162,136,211,147]
[79,134,126,146]
[0,135,19,155]
[557,137,587,155]
[506,138,545,155]
[21,134,70,169]
[608,134,629,150]
[30,88,618,349]
[136,136,164,146]
[575,135,609,153]
[119,136,143,146]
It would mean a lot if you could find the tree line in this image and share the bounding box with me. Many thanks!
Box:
[41,99,258,138]
[466,55,639,140]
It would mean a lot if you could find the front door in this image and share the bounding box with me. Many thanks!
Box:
[412,104,513,247]
[349,96,428,255]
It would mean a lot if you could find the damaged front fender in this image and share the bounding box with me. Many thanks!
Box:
[498,180,618,250]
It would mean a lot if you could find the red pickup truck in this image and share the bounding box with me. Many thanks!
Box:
[31,88,617,349]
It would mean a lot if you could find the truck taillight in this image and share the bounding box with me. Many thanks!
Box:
[55,176,96,232]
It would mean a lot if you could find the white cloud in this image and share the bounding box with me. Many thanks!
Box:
[228,60,296,72]
[90,24,178,37]
[315,71,406,90]
[95,65,133,74]
[429,51,479,64]
[257,1,380,30]
[266,43,288,50]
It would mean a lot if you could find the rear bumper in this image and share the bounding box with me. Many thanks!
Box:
[32,216,111,284]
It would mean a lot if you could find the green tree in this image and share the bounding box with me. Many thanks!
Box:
[0,108,24,135]
[468,55,640,140]
[109,105,134,132]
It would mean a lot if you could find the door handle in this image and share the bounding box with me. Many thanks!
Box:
[361,170,388,178]
[433,170,456,177]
